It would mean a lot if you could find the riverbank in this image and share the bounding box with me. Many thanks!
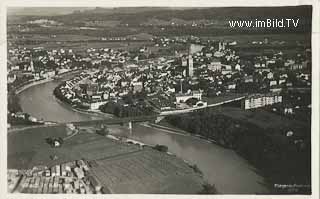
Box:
[16,77,272,194]
[7,70,84,128]
[15,70,82,95]
[54,92,113,119]
[15,78,53,94]
[147,122,219,144]
[8,125,206,194]
[162,108,311,194]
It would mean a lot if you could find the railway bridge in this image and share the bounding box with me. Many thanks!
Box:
[69,95,245,128]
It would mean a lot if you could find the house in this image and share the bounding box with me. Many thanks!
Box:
[279,79,286,85]
[267,72,273,79]
[132,82,143,93]
[235,64,241,71]
[221,69,232,75]
[74,167,85,179]
[8,74,17,83]
[208,62,222,71]
[53,139,62,148]
[224,65,232,70]
[90,101,107,110]
[244,75,254,83]
[270,80,277,86]
[227,83,236,90]
[175,91,202,103]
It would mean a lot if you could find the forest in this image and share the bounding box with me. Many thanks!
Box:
[165,107,311,193]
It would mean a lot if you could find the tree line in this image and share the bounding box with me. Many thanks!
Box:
[165,109,311,193]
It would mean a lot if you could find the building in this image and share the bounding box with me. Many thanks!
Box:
[8,73,16,83]
[132,82,143,93]
[244,75,254,83]
[181,57,188,67]
[90,101,107,110]
[188,55,194,77]
[74,167,85,179]
[267,72,274,79]
[175,90,202,103]
[208,61,222,72]
[87,83,99,97]
[218,41,226,51]
[30,55,35,72]
[242,94,282,110]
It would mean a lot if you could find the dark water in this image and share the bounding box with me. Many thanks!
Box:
[18,79,105,122]
[18,79,269,194]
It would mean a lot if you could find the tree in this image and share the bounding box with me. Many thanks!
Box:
[97,125,110,136]
[45,137,53,146]
[153,144,168,152]
[198,183,218,194]
[185,97,198,106]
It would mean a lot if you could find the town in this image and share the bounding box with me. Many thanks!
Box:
[7,35,311,123]
[6,6,313,195]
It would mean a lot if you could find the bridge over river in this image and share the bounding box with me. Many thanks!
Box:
[17,78,270,194]
[67,94,246,127]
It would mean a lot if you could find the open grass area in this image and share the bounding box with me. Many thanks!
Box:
[8,125,68,169]
[8,125,139,169]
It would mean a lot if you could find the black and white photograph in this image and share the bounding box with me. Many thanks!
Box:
[2,0,319,197]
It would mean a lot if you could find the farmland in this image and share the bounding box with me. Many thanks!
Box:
[89,149,204,193]
[8,39,154,54]
[8,124,205,193]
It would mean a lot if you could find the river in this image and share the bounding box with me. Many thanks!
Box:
[17,78,270,194]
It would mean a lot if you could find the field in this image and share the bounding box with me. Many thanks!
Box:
[9,39,154,54]
[8,124,205,193]
[7,125,140,169]
[8,125,68,169]
[203,33,311,45]
[89,149,203,193]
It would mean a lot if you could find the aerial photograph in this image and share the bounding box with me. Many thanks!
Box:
[6,6,312,195]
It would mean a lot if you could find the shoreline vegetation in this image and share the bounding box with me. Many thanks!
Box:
[53,93,113,118]
[161,108,311,194]
[97,125,218,194]
[52,75,157,119]
[8,124,216,194]
[107,130,218,194]
[10,70,311,194]
[7,69,94,128]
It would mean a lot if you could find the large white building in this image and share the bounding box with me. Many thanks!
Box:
[242,94,282,110]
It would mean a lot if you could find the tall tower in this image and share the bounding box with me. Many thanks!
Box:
[188,54,193,77]
[30,54,34,72]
